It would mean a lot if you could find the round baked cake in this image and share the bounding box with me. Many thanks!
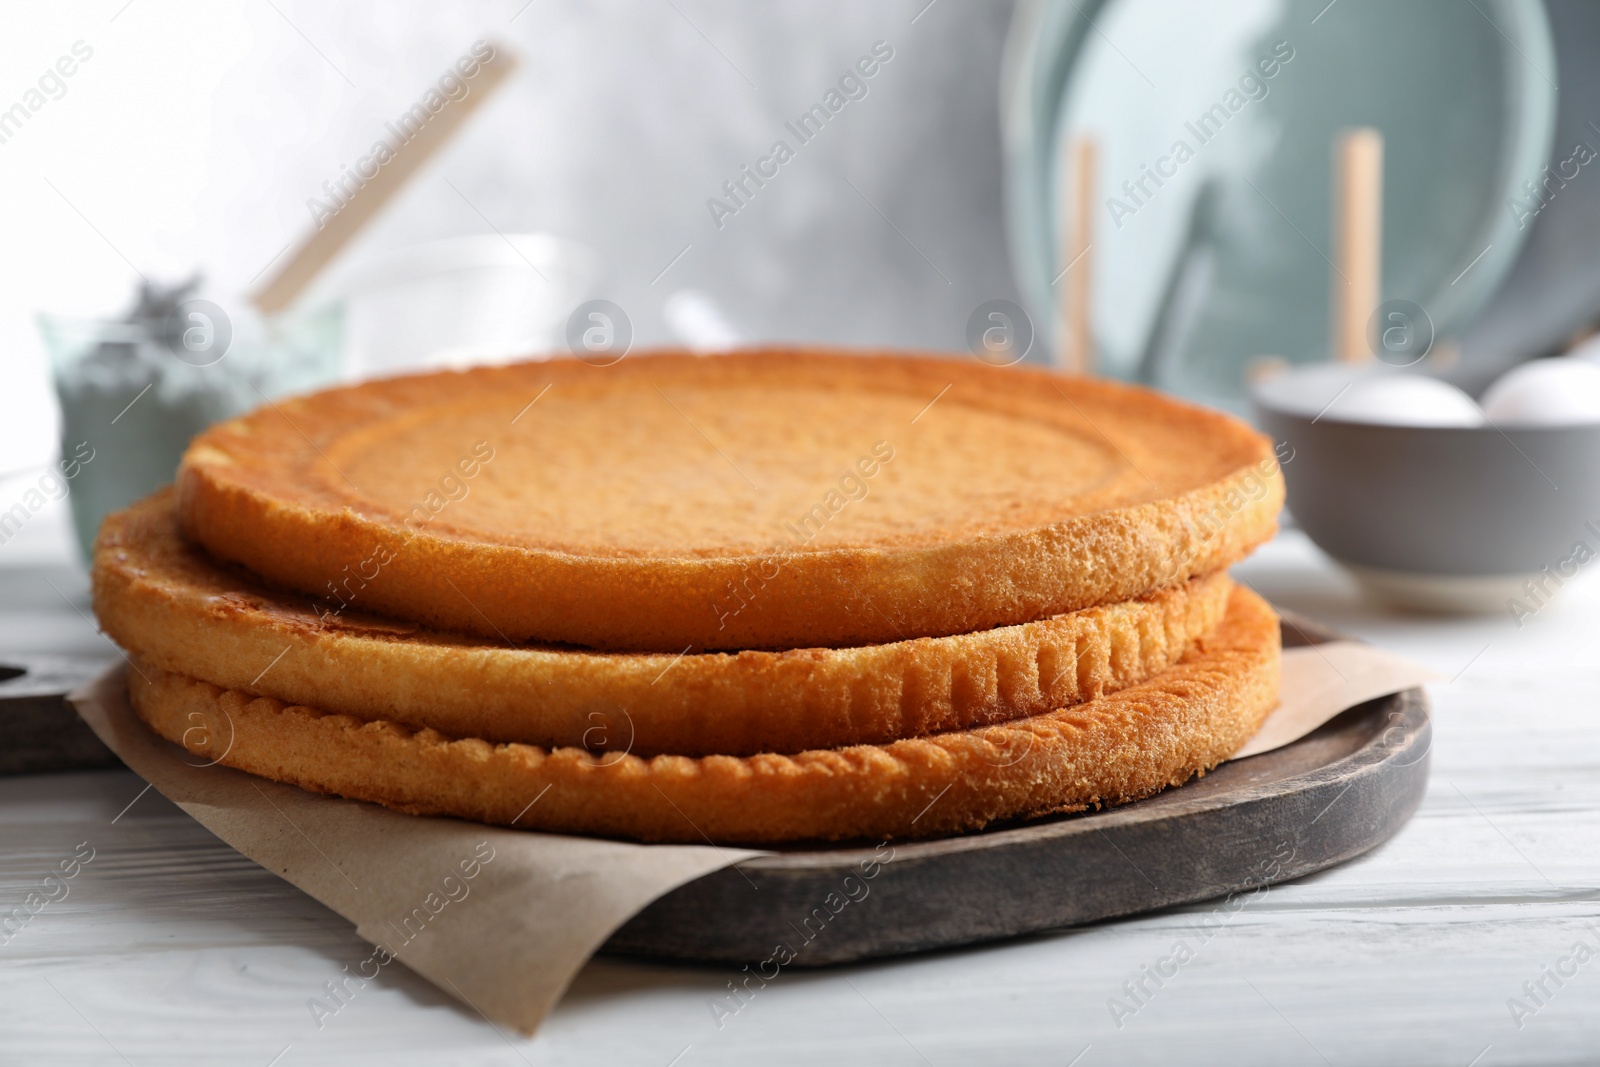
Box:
[176,350,1281,651]
[94,489,1234,756]
[127,586,1282,843]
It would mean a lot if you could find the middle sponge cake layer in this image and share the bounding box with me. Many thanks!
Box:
[94,490,1234,757]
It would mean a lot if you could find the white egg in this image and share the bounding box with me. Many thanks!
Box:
[1481,358,1600,426]
[1251,362,1366,419]
[1327,374,1486,427]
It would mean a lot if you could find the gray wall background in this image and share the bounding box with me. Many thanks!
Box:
[0,1,1023,475]
[285,0,1024,351]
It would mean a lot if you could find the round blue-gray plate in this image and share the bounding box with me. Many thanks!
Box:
[1001,0,1555,411]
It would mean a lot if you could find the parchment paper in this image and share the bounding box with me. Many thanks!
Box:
[68,639,1437,1035]
[69,668,760,1036]
[1232,640,1443,759]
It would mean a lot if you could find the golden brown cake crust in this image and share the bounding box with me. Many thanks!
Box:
[94,489,1233,756]
[126,587,1281,844]
[176,349,1283,651]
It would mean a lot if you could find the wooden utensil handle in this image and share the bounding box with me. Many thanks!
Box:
[1332,127,1384,364]
[252,40,519,316]
[1057,134,1097,376]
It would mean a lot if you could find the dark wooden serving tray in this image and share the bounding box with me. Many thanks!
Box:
[0,652,118,776]
[603,619,1431,965]
[3,618,1429,968]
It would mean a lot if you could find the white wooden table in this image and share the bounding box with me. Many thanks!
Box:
[4,499,1599,1066]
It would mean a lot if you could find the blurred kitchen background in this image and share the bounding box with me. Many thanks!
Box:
[0,1,1018,486]
[9,0,1600,620]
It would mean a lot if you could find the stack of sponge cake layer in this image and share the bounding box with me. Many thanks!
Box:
[92,350,1284,843]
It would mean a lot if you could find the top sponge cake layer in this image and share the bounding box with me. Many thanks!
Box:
[178,349,1282,651]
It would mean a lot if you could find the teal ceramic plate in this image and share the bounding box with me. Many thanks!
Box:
[1002,0,1556,411]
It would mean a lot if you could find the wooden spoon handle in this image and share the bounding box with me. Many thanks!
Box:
[1332,127,1384,363]
[252,39,519,316]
